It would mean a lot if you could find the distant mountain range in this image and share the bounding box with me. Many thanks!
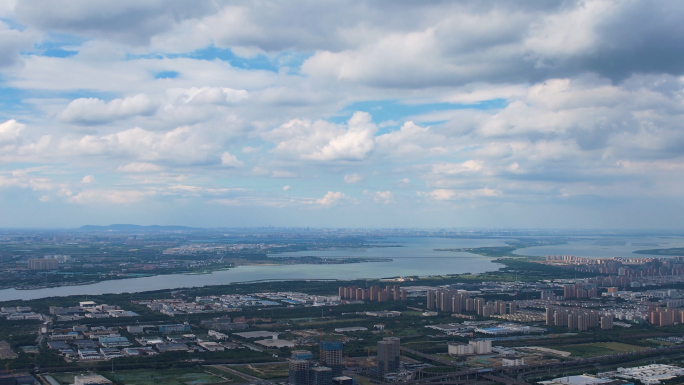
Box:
[77,224,201,231]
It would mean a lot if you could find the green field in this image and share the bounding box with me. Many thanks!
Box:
[349,375,375,385]
[203,366,250,383]
[556,342,647,358]
[430,353,461,362]
[105,368,227,385]
[46,373,80,385]
[403,311,423,316]
[231,363,289,379]
[634,338,676,348]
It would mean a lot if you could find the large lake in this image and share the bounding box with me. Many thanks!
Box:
[0,237,508,301]
[514,236,684,259]
[5,235,682,302]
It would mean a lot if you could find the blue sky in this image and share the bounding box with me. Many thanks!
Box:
[0,1,683,229]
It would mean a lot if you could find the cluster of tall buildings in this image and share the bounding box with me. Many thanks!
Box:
[426,289,517,317]
[28,258,59,270]
[548,256,633,275]
[545,308,613,330]
[320,341,344,377]
[289,342,347,385]
[289,338,401,384]
[597,275,632,288]
[338,285,406,302]
[563,283,598,299]
[546,255,586,263]
[540,290,562,301]
[615,260,684,277]
[648,306,684,326]
[556,256,684,278]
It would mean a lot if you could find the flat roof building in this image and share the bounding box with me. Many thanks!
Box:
[74,374,113,385]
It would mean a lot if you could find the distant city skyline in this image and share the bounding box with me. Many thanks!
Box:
[1,1,683,229]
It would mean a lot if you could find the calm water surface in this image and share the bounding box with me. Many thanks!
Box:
[515,236,684,259]
[0,237,508,301]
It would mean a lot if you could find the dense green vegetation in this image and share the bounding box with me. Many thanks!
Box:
[105,367,227,385]
[0,231,384,289]
[231,363,289,379]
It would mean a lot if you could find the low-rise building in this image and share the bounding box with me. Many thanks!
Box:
[126,325,144,334]
[99,348,123,359]
[233,331,279,339]
[332,376,355,385]
[78,348,101,360]
[255,339,295,348]
[158,324,191,334]
[502,358,525,366]
[448,340,492,356]
[366,311,401,317]
[198,341,225,351]
[539,375,632,385]
[0,373,38,384]
[98,336,130,347]
[155,343,189,353]
[334,327,367,333]
[208,330,229,340]
[74,374,113,385]
[603,364,684,385]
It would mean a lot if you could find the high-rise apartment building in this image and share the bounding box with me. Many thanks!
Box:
[377,337,401,375]
[289,360,310,385]
[309,366,333,385]
[28,258,59,270]
[320,341,343,378]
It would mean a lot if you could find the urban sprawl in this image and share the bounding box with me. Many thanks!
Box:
[2,236,684,385]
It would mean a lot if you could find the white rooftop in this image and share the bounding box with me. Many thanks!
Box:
[539,374,615,385]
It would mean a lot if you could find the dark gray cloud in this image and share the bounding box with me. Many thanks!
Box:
[15,0,218,45]
[511,1,684,85]
[586,2,684,80]
[0,21,36,67]
[17,1,684,84]
[295,1,684,88]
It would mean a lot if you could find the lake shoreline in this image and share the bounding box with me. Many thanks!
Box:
[0,237,509,301]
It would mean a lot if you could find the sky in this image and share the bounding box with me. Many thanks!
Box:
[0,0,684,229]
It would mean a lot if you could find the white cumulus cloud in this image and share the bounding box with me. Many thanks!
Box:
[220,151,244,167]
[169,86,248,105]
[420,188,501,201]
[68,189,156,204]
[59,94,157,125]
[116,162,163,173]
[263,112,377,161]
[366,190,395,204]
[0,119,25,146]
[315,191,347,207]
[343,173,362,183]
[432,160,484,175]
[61,125,221,165]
